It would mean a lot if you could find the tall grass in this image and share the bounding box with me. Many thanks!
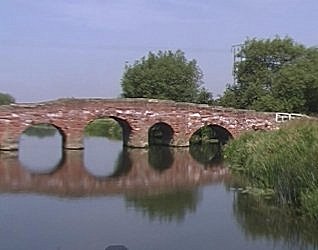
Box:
[224,120,318,219]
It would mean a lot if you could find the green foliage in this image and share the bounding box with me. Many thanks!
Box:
[190,125,217,144]
[84,118,122,140]
[224,120,318,219]
[0,92,15,105]
[219,37,318,113]
[121,50,212,104]
[23,124,57,138]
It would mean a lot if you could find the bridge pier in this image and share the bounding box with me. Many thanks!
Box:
[126,130,148,148]
[0,128,20,151]
[64,132,84,150]
[0,137,19,151]
[171,133,191,147]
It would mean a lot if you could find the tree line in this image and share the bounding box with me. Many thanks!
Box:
[0,93,15,105]
[2,36,318,115]
[121,36,318,114]
[218,37,318,114]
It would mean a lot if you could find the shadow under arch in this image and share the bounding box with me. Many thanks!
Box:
[18,123,66,174]
[84,116,132,146]
[190,124,233,146]
[148,122,174,146]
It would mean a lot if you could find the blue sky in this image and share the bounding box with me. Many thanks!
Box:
[1,0,317,102]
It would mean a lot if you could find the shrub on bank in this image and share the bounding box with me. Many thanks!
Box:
[224,120,318,218]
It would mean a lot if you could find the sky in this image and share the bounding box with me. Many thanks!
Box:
[1,0,318,103]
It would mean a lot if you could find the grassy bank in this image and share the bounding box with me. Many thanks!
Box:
[224,120,318,219]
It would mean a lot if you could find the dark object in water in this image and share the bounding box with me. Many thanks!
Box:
[105,245,128,250]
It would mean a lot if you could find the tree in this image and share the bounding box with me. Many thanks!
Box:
[0,92,15,105]
[219,37,318,113]
[121,50,212,104]
[272,48,318,113]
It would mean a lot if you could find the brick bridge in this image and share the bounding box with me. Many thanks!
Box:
[0,98,278,150]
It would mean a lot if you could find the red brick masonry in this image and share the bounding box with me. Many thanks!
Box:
[0,98,278,150]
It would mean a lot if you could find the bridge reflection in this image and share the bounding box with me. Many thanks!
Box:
[0,148,229,197]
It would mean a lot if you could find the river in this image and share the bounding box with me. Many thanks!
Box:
[0,132,317,250]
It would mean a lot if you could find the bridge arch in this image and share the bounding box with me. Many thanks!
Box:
[84,116,132,146]
[189,124,233,145]
[83,117,132,178]
[19,123,66,148]
[148,122,174,146]
[18,123,65,173]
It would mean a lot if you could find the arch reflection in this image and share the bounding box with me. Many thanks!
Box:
[108,148,132,178]
[84,138,129,178]
[189,143,222,168]
[148,146,174,172]
[19,124,64,174]
[0,148,228,197]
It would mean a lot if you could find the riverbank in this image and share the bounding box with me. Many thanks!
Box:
[224,120,318,219]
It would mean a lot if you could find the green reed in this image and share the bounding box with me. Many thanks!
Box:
[224,120,318,219]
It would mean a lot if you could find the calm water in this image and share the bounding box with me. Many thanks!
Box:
[0,133,317,250]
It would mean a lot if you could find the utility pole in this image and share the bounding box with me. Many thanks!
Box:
[231,44,243,84]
